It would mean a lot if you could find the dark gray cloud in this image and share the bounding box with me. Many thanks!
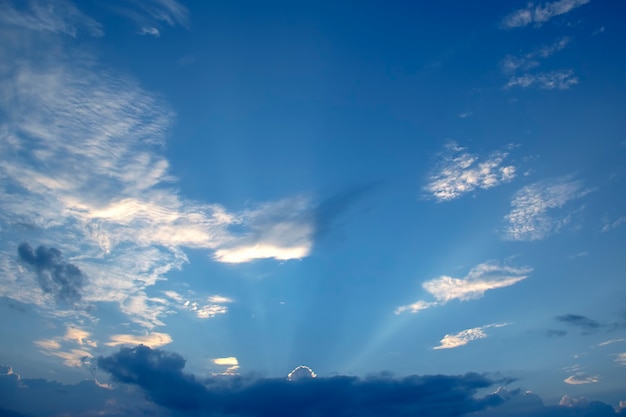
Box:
[97,345,500,417]
[17,243,86,306]
[556,314,603,333]
[2,353,625,417]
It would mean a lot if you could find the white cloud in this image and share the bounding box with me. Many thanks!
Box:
[597,338,625,347]
[164,291,234,319]
[501,37,571,74]
[502,0,590,29]
[434,323,510,350]
[396,262,531,314]
[505,70,579,90]
[602,216,626,232]
[394,300,438,315]
[114,0,189,35]
[616,353,626,366]
[0,16,315,332]
[504,176,592,241]
[34,327,97,367]
[564,374,600,385]
[424,142,517,202]
[105,332,172,348]
[0,0,103,37]
[213,357,239,366]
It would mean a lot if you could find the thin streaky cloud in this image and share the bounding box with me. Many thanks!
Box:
[597,339,626,347]
[396,262,531,314]
[0,0,103,37]
[602,215,626,232]
[105,332,173,348]
[501,37,572,74]
[501,0,591,29]
[434,323,510,350]
[505,70,579,90]
[504,175,592,241]
[564,374,600,385]
[424,142,516,202]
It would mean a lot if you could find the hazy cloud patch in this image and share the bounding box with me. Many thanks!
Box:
[504,176,591,241]
[424,142,516,202]
[501,0,591,29]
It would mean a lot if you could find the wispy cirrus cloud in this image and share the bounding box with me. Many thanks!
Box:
[504,70,579,90]
[501,37,572,74]
[34,326,97,367]
[163,291,234,319]
[0,5,319,354]
[423,143,517,202]
[501,0,591,29]
[434,323,510,350]
[112,0,189,37]
[602,215,626,232]
[504,176,592,241]
[0,0,103,37]
[395,262,531,314]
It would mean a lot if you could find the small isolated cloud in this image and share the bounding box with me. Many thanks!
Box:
[602,216,626,232]
[560,395,589,407]
[564,374,599,385]
[504,176,591,241]
[0,0,103,37]
[556,314,602,332]
[396,262,531,314]
[424,142,516,202]
[616,353,626,366]
[212,357,240,375]
[501,0,591,29]
[434,323,510,350]
[17,243,86,306]
[597,338,625,347]
[139,27,160,37]
[287,365,317,381]
[505,70,579,90]
[114,0,189,36]
[164,291,233,319]
[105,332,172,348]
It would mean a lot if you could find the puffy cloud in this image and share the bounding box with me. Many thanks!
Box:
[424,143,516,202]
[96,345,500,416]
[501,0,591,29]
[396,262,531,314]
[434,323,510,350]
[17,243,86,306]
[504,176,591,241]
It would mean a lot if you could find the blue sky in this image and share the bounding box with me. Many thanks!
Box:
[1,0,625,416]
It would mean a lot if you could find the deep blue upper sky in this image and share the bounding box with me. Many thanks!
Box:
[1,1,625,416]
